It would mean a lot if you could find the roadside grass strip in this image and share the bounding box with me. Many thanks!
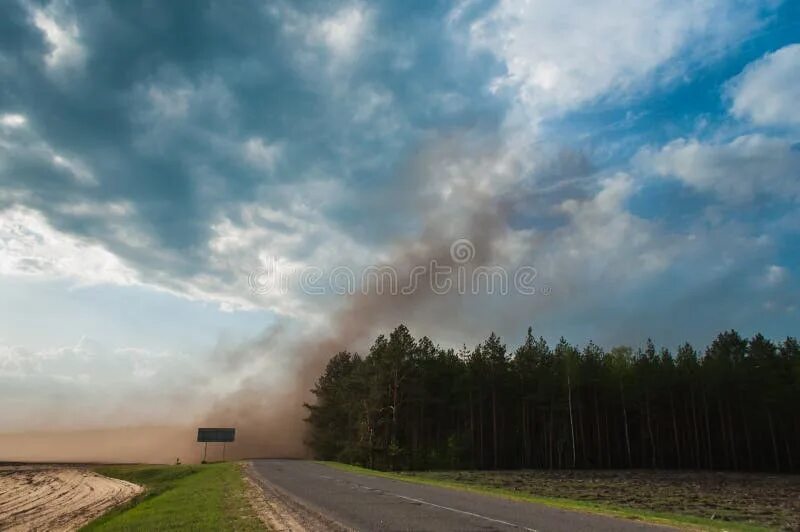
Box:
[83,463,266,531]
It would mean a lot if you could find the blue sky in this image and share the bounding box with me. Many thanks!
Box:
[1,0,798,430]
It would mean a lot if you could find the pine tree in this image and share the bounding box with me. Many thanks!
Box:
[303,325,800,473]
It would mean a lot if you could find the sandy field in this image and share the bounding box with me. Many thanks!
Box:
[0,466,142,531]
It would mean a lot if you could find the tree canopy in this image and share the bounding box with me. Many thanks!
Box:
[304,325,800,472]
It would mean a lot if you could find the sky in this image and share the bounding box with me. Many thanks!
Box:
[0,0,798,433]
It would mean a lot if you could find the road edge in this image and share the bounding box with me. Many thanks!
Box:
[319,462,768,532]
[244,461,351,532]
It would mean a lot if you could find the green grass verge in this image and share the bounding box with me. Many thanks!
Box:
[82,463,266,531]
[320,462,770,532]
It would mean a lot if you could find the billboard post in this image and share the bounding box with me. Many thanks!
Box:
[196,428,236,463]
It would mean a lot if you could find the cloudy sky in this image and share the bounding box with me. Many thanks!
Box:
[1,0,798,431]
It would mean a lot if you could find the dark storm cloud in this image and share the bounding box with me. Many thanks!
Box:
[0,0,506,285]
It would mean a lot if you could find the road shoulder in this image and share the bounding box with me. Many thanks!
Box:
[244,461,349,532]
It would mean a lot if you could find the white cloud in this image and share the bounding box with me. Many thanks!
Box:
[0,205,137,285]
[349,84,405,140]
[138,76,234,125]
[639,44,800,204]
[352,85,393,123]
[552,173,671,275]
[460,0,765,118]
[416,133,536,211]
[51,152,96,185]
[0,337,204,431]
[56,200,134,218]
[314,5,370,60]
[0,198,356,316]
[243,137,283,172]
[0,114,98,186]
[0,177,363,318]
[270,2,373,75]
[147,86,193,119]
[728,43,800,127]
[206,188,371,318]
[131,75,236,156]
[0,337,99,379]
[0,114,27,128]
[637,134,800,202]
[762,264,788,286]
[31,3,86,71]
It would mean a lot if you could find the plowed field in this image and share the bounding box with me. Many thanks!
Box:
[0,466,142,531]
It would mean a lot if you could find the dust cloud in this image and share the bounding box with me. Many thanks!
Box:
[0,137,527,464]
[0,426,197,464]
[201,183,510,461]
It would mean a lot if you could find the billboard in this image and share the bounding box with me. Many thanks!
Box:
[197,428,236,443]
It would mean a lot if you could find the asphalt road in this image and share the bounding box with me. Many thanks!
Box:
[250,460,668,532]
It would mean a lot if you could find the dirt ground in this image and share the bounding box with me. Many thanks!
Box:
[414,469,800,530]
[0,466,142,531]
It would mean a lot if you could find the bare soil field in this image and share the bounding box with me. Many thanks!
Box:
[412,469,800,530]
[0,466,142,531]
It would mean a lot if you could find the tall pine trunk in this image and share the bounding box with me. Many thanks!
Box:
[703,393,713,469]
[726,401,738,470]
[620,381,632,467]
[646,391,656,468]
[740,397,753,470]
[479,392,485,469]
[767,409,780,472]
[690,389,701,469]
[594,391,603,467]
[670,392,681,468]
[492,386,499,469]
[469,390,475,469]
[567,373,576,468]
[548,401,555,469]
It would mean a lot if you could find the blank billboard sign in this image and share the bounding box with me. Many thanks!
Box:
[197,428,236,443]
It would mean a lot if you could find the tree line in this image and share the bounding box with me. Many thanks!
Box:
[304,325,799,472]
